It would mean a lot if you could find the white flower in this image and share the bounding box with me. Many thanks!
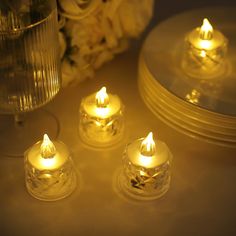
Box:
[59,0,88,16]
[58,0,154,85]
[58,0,101,20]
[117,0,154,37]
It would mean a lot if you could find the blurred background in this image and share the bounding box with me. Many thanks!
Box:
[153,0,236,23]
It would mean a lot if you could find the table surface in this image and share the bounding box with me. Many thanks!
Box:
[1,2,236,236]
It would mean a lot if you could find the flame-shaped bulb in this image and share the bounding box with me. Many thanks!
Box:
[40,134,56,159]
[140,132,156,156]
[200,18,213,40]
[96,87,109,108]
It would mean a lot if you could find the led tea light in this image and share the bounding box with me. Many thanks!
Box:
[79,86,124,148]
[182,18,228,79]
[24,134,77,201]
[119,132,172,201]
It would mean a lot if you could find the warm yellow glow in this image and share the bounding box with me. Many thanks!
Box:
[139,155,153,167]
[200,18,213,40]
[96,87,109,108]
[200,50,206,58]
[140,132,156,156]
[94,107,111,118]
[198,39,212,49]
[40,134,56,159]
[40,157,56,168]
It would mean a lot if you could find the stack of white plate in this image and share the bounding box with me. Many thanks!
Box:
[138,7,236,148]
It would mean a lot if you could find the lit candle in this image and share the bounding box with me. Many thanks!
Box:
[79,86,125,148]
[119,132,172,201]
[24,134,77,201]
[182,18,228,79]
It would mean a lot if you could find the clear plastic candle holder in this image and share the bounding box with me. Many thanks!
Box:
[79,87,125,148]
[24,134,77,201]
[119,132,172,201]
[182,18,228,79]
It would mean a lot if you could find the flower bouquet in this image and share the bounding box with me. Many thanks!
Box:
[57,0,154,86]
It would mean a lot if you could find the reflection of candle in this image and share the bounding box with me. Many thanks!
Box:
[185,89,201,105]
[79,86,124,148]
[24,134,77,201]
[119,132,172,201]
[182,18,228,79]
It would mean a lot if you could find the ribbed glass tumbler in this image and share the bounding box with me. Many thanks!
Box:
[0,0,61,156]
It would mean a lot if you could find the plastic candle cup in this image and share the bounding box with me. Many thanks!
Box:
[24,134,77,201]
[119,132,172,201]
[182,18,228,79]
[79,86,125,148]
